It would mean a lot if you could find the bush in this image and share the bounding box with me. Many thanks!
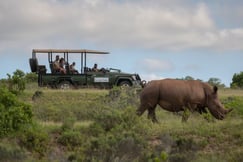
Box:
[18,124,49,158]
[0,143,26,161]
[58,130,84,149]
[80,106,149,161]
[222,96,243,117]
[0,86,32,137]
[7,69,26,95]
[25,72,38,83]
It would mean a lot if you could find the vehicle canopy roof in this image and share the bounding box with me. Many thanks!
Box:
[32,49,109,54]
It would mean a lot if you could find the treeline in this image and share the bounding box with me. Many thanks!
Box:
[1,69,243,89]
[178,71,243,89]
[178,76,226,88]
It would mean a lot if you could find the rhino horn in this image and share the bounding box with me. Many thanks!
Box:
[226,108,233,114]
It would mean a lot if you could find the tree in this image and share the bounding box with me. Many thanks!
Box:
[177,76,194,80]
[184,76,194,80]
[231,72,243,88]
[7,69,26,95]
[208,78,225,88]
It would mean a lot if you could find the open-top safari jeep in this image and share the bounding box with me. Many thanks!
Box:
[29,49,143,89]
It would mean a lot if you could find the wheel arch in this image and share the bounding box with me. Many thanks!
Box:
[116,78,133,86]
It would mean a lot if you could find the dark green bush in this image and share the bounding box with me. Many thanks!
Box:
[7,69,26,95]
[80,106,149,161]
[0,86,32,137]
[25,72,38,83]
[32,90,43,101]
[18,124,49,157]
[57,130,84,149]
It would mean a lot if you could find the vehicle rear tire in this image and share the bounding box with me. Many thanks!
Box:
[118,81,131,87]
[58,81,74,89]
[29,58,38,72]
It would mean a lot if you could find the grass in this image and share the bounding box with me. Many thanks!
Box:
[2,86,243,161]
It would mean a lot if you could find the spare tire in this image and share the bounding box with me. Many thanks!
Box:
[29,58,38,72]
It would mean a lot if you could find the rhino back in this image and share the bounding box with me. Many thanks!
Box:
[158,79,207,106]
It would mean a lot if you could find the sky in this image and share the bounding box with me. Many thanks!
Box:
[1,0,243,87]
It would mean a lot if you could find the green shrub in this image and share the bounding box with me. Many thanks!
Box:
[222,96,243,117]
[58,130,84,149]
[32,90,43,101]
[0,143,26,161]
[7,69,26,95]
[105,87,140,109]
[0,86,32,137]
[79,106,149,161]
[25,72,38,83]
[61,116,76,131]
[18,124,49,158]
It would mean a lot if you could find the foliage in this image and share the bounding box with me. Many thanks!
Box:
[178,76,203,82]
[32,90,43,101]
[80,106,149,162]
[231,71,243,88]
[184,76,194,80]
[0,85,32,137]
[221,96,243,117]
[25,72,38,83]
[0,141,26,162]
[7,69,26,95]
[18,123,49,158]
[207,77,225,88]
[57,130,84,149]
[5,87,243,161]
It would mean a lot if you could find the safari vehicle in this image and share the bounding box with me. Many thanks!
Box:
[29,49,143,89]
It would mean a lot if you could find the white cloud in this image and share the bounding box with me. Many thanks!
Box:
[140,73,164,82]
[137,58,174,73]
[0,0,243,52]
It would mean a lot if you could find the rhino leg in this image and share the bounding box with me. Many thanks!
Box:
[136,103,148,116]
[137,102,158,123]
[197,106,208,114]
[148,106,158,123]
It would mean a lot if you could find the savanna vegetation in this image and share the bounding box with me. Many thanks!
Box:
[1,70,243,162]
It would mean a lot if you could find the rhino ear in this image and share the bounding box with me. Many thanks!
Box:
[213,86,218,94]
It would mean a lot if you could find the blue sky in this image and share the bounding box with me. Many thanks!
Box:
[1,0,243,87]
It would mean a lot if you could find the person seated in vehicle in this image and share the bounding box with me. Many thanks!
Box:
[92,63,99,72]
[59,58,66,74]
[53,55,60,73]
[69,62,79,74]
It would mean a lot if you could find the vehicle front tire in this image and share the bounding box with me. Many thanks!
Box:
[118,81,131,87]
[58,81,75,89]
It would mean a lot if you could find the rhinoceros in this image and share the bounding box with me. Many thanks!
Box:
[136,79,232,122]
